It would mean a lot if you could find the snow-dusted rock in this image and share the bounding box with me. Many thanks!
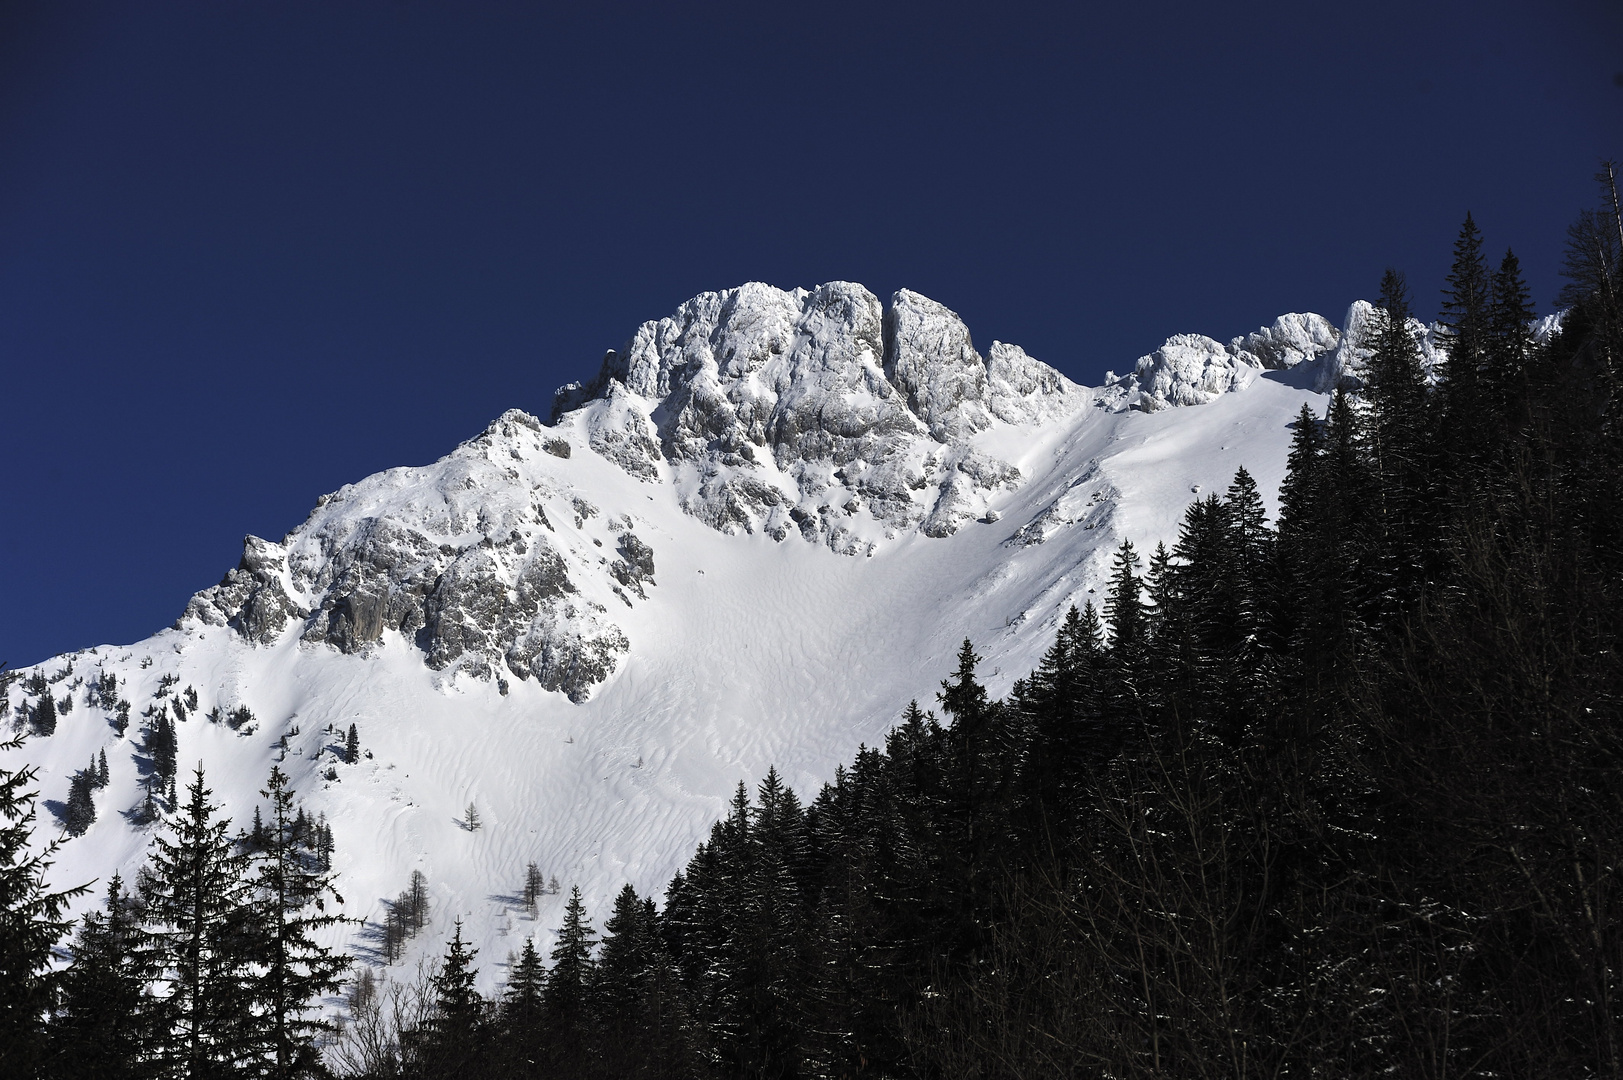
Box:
[1102,333,1262,412]
[1321,301,1448,393]
[175,284,1384,703]
[885,289,993,442]
[1230,312,1340,370]
[178,409,637,701]
[553,282,1084,549]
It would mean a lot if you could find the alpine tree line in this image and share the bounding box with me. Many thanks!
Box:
[2,169,1620,1078]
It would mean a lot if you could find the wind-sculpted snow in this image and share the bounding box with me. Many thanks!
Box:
[6,280,1442,1001]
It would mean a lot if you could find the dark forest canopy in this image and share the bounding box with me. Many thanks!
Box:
[3,166,1622,1079]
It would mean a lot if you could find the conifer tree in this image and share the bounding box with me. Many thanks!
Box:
[1440,212,1492,433]
[32,692,56,737]
[344,724,359,765]
[543,887,597,1071]
[595,884,652,1060]
[97,749,110,788]
[48,873,160,1080]
[499,937,546,1078]
[149,710,177,785]
[63,770,96,837]
[522,862,543,915]
[249,765,352,1079]
[1366,269,1434,589]
[1103,540,1145,655]
[0,733,86,1080]
[141,765,260,1078]
[412,921,485,1080]
[1485,248,1535,417]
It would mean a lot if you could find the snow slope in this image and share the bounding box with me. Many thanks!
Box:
[3,282,1338,991]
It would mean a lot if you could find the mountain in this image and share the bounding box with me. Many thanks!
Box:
[4,280,1358,987]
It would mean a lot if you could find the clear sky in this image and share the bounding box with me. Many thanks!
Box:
[1,0,1619,668]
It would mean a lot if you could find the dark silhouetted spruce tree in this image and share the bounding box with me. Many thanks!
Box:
[63,769,96,837]
[411,920,485,1080]
[1439,212,1492,441]
[140,765,260,1079]
[543,886,596,1072]
[1485,248,1535,420]
[249,765,351,1080]
[48,873,161,1080]
[32,692,57,737]
[498,937,546,1079]
[0,733,86,1080]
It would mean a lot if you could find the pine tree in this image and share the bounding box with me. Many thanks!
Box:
[47,873,161,1080]
[0,733,87,1080]
[32,692,57,737]
[97,749,110,788]
[249,765,352,1080]
[595,883,652,1040]
[499,937,546,1078]
[408,869,428,932]
[1104,540,1146,655]
[523,862,543,916]
[1440,212,1493,434]
[1485,248,1535,417]
[148,709,177,784]
[1366,269,1434,589]
[344,724,359,765]
[140,765,261,1078]
[411,921,485,1080]
[63,770,96,837]
[543,886,597,1070]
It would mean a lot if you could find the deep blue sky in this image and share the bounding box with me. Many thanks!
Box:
[2,1,1619,668]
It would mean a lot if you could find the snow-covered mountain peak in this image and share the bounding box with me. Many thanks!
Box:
[551,282,1087,553]
[4,282,1382,992]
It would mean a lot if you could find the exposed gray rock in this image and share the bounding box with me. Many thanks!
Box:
[1101,334,1261,411]
[177,409,634,702]
[179,535,305,644]
[555,282,1083,545]
[885,289,992,441]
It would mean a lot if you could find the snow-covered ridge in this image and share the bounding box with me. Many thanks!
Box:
[172,284,1421,705]
[3,280,1434,993]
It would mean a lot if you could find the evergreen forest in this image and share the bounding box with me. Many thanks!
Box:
[4,170,1622,1079]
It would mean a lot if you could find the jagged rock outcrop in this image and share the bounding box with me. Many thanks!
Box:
[179,410,636,702]
[1231,312,1340,370]
[552,282,1085,549]
[180,535,305,644]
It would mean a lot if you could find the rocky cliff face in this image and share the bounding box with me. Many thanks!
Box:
[552,282,1087,550]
